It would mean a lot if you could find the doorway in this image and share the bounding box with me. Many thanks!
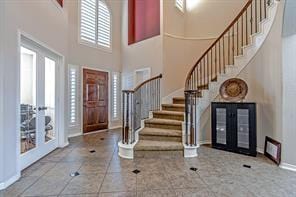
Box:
[134,68,151,86]
[83,69,109,133]
[19,36,61,170]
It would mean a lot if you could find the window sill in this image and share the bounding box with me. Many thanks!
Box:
[78,39,112,54]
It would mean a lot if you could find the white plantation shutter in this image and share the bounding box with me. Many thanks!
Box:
[112,72,120,120]
[68,66,80,127]
[98,0,111,48]
[176,0,184,12]
[80,0,111,49]
[80,0,96,43]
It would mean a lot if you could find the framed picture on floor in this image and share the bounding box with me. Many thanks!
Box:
[264,136,281,165]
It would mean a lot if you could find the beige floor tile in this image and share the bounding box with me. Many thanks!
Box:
[21,175,71,196]
[136,172,172,191]
[100,172,136,193]
[61,174,105,195]
[99,192,136,197]
[136,189,177,197]
[3,176,39,197]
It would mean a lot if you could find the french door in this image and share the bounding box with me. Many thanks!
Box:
[20,39,59,170]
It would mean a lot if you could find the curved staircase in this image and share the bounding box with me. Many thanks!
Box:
[119,0,279,159]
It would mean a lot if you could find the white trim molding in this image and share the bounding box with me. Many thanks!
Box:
[280,163,296,172]
[118,142,135,159]
[0,173,21,190]
[164,33,217,41]
[184,144,199,158]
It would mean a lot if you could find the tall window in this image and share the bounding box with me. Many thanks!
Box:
[112,72,120,120]
[68,65,80,127]
[175,0,184,12]
[80,0,111,49]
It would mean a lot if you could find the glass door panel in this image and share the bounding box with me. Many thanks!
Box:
[20,47,37,154]
[216,108,227,145]
[237,109,250,149]
[44,57,56,143]
[20,36,60,170]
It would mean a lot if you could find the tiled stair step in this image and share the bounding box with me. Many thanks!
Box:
[134,140,183,151]
[144,118,182,130]
[153,110,184,121]
[139,128,182,142]
[173,97,185,104]
[162,104,185,112]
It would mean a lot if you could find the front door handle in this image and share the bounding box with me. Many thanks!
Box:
[38,106,48,111]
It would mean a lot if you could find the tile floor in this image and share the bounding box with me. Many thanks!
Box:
[1,129,296,197]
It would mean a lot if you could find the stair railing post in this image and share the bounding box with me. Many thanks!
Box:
[124,91,130,144]
[122,91,125,144]
[185,91,189,146]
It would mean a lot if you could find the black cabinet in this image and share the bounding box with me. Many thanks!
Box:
[211,102,257,156]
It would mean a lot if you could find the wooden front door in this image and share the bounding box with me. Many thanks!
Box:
[83,69,108,133]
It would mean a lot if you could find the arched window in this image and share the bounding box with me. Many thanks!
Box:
[80,0,111,49]
[175,0,184,12]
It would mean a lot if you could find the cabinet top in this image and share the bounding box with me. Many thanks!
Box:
[212,102,256,105]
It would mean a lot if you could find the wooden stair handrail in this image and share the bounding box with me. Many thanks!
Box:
[122,74,163,93]
[185,0,253,89]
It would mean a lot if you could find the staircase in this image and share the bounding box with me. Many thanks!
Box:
[118,0,279,159]
[134,98,185,152]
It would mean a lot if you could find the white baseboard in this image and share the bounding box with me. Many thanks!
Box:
[0,173,21,190]
[280,163,296,172]
[68,132,83,138]
[199,140,211,145]
[60,141,69,148]
[109,126,122,130]
[257,147,264,154]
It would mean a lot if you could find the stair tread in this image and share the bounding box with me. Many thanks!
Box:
[145,118,183,125]
[153,110,184,116]
[135,140,183,151]
[139,127,182,137]
[162,104,185,108]
[173,97,185,100]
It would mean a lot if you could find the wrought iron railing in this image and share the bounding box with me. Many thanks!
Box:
[184,0,276,146]
[122,74,162,144]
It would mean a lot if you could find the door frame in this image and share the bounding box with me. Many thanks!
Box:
[16,30,66,171]
[133,67,151,86]
[81,66,111,134]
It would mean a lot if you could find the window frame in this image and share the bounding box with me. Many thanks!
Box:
[111,72,121,121]
[175,0,185,13]
[78,0,112,53]
[68,65,80,128]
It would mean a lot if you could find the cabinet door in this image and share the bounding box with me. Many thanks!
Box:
[212,104,232,149]
[235,104,256,155]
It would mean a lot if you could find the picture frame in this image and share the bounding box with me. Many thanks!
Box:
[264,136,281,165]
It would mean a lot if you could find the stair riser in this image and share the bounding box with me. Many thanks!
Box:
[173,99,185,105]
[162,106,185,112]
[145,123,182,130]
[134,151,184,157]
[139,135,182,142]
[153,113,184,121]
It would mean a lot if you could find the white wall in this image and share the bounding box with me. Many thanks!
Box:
[0,0,5,185]
[67,0,122,71]
[163,0,186,37]
[281,0,296,168]
[184,0,248,38]
[162,0,248,97]
[121,0,163,90]
[1,0,68,187]
[282,34,296,168]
